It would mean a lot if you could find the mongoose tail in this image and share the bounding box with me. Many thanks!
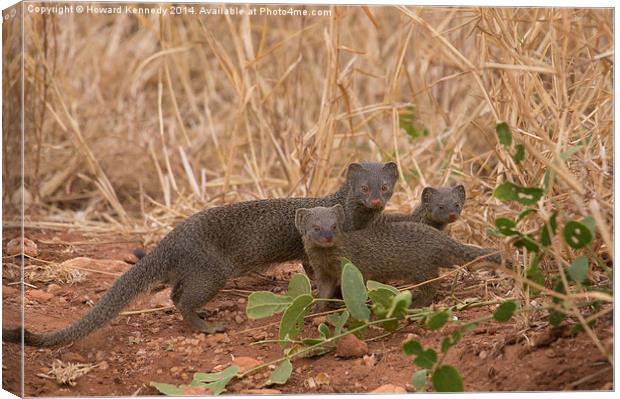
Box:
[4,255,166,347]
[443,239,512,269]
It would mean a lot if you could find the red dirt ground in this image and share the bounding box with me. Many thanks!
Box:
[2,228,613,395]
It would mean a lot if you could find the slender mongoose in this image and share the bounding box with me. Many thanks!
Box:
[3,162,399,346]
[296,204,508,309]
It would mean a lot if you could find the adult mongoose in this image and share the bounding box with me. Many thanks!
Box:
[131,185,465,261]
[383,185,465,230]
[3,162,398,346]
[295,204,508,309]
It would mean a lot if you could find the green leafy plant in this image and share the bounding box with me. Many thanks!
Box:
[399,105,429,140]
[492,122,612,364]
[153,258,514,394]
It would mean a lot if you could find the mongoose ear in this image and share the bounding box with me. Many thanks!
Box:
[383,162,399,181]
[346,163,365,181]
[295,208,310,232]
[421,187,437,204]
[453,184,466,202]
[332,204,346,227]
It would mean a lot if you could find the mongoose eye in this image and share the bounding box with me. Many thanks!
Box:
[381,184,388,192]
[361,185,369,193]
[331,224,337,230]
[438,205,444,210]
[455,203,461,209]
[313,225,320,232]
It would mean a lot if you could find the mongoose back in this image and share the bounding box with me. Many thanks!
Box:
[4,162,399,347]
[295,204,508,308]
[383,185,465,230]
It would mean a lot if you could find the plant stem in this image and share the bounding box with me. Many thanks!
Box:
[238,316,398,378]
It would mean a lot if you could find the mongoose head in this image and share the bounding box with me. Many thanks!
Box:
[422,185,466,225]
[295,205,345,248]
[346,162,398,210]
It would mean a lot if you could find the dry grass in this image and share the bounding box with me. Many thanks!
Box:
[2,5,613,362]
[36,360,99,387]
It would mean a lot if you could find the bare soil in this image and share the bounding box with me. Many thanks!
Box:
[2,229,613,395]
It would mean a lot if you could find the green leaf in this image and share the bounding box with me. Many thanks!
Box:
[517,208,537,222]
[266,359,293,386]
[382,291,412,331]
[549,211,558,234]
[246,292,292,319]
[414,349,437,369]
[287,274,312,299]
[149,382,185,395]
[403,339,423,356]
[563,221,593,249]
[441,331,462,353]
[399,105,429,140]
[526,256,544,295]
[495,218,518,236]
[192,366,239,383]
[204,375,237,395]
[496,122,512,147]
[580,215,596,236]
[432,365,464,392]
[278,294,313,344]
[341,260,370,321]
[568,256,589,283]
[540,211,559,247]
[571,320,595,335]
[301,338,325,346]
[494,182,543,205]
[514,234,540,252]
[348,319,367,339]
[404,341,437,369]
[549,310,565,326]
[411,369,428,390]
[327,310,349,336]
[513,144,525,163]
[552,278,566,304]
[493,301,517,322]
[368,288,396,309]
[387,291,412,320]
[318,323,330,339]
[366,280,399,295]
[540,225,552,247]
[368,287,395,322]
[426,310,451,330]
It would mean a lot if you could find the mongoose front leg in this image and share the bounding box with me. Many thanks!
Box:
[411,272,439,308]
[314,273,339,312]
[301,254,315,280]
[411,283,436,308]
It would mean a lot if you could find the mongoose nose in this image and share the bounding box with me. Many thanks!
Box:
[448,213,457,221]
[370,199,382,208]
[324,236,333,243]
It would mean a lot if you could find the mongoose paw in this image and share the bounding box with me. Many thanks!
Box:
[200,322,226,334]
